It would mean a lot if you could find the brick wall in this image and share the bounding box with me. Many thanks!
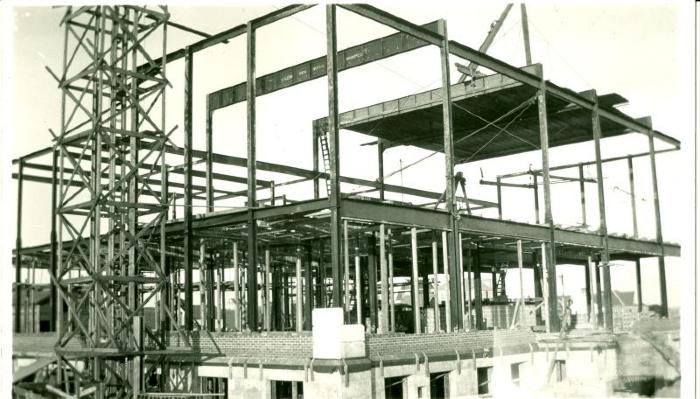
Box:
[170,331,313,359]
[367,329,536,358]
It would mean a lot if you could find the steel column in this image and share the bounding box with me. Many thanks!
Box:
[438,19,463,331]
[378,141,385,201]
[496,177,502,219]
[326,4,343,308]
[595,261,604,327]
[592,95,613,330]
[441,231,451,330]
[627,156,639,237]
[367,233,378,331]
[520,4,532,65]
[233,242,241,331]
[646,125,668,317]
[532,251,543,325]
[305,245,314,330]
[296,248,303,332]
[355,244,362,325]
[50,150,58,331]
[537,77,560,332]
[431,238,440,332]
[459,235,468,329]
[579,164,587,226]
[379,224,388,333]
[517,240,525,327]
[15,158,23,333]
[344,220,351,320]
[184,47,194,331]
[411,228,420,334]
[533,173,540,224]
[473,244,484,330]
[265,249,271,331]
[388,229,395,331]
[635,258,643,313]
[587,256,598,326]
[313,132,319,199]
[584,258,592,322]
[246,22,259,329]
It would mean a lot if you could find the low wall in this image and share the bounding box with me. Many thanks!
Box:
[367,329,536,359]
[170,331,313,358]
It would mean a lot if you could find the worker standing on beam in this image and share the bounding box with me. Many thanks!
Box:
[435,171,471,214]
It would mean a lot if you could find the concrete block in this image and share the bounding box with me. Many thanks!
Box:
[342,340,366,359]
[313,307,344,329]
[313,324,366,359]
[340,324,365,342]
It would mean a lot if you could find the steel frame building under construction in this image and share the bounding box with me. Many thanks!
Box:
[11,4,681,399]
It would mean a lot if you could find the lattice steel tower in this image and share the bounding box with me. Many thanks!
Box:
[52,6,172,397]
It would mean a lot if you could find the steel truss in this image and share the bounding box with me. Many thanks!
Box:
[53,6,175,397]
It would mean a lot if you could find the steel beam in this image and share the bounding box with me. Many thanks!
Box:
[339,198,679,256]
[339,4,680,149]
[208,20,439,111]
[500,148,678,180]
[139,5,314,73]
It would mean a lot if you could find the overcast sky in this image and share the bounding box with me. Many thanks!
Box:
[2,3,694,312]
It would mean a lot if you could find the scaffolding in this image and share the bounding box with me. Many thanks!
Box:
[52,6,172,397]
